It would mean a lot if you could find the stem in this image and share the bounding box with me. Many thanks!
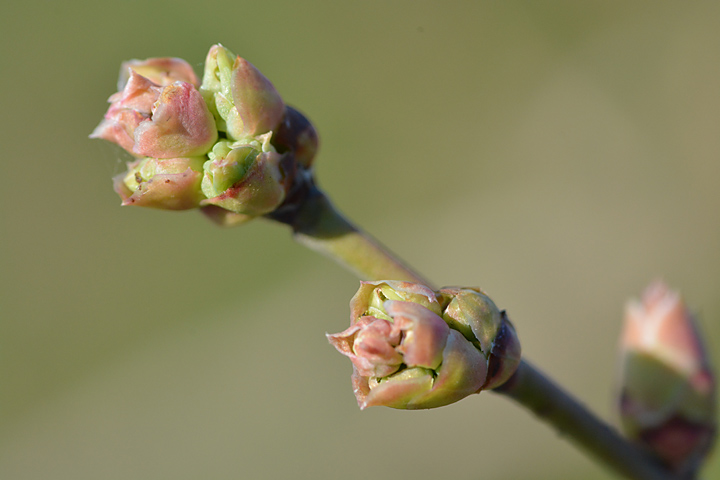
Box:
[287,187,433,286]
[495,360,679,480]
[279,185,682,480]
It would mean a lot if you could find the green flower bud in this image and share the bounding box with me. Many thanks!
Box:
[349,280,443,323]
[330,281,522,410]
[618,282,716,474]
[439,287,521,389]
[113,157,205,210]
[200,135,285,216]
[200,44,285,141]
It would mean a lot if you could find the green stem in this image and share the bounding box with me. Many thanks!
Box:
[289,188,433,287]
[283,186,682,480]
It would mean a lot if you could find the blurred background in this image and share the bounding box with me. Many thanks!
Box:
[2,1,719,479]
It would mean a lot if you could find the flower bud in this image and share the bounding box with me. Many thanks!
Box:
[200,44,285,141]
[91,71,217,158]
[618,282,716,474]
[133,81,218,158]
[272,106,319,169]
[114,156,205,210]
[439,287,521,389]
[117,57,199,90]
[200,135,285,216]
[328,300,487,410]
[349,280,442,322]
[90,71,162,154]
[330,281,521,409]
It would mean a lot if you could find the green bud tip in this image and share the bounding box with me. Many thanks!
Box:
[200,136,286,217]
[200,44,285,141]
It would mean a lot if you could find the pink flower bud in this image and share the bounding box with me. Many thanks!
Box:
[327,316,403,379]
[114,157,205,210]
[90,72,162,154]
[91,71,217,158]
[117,57,199,90]
[133,82,218,158]
[329,282,505,410]
[385,300,448,370]
[618,282,716,474]
[331,282,523,409]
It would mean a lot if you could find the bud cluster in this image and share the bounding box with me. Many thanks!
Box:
[328,281,521,410]
[91,45,318,222]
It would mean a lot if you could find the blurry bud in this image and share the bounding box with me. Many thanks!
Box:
[272,106,319,169]
[330,281,521,409]
[200,135,285,216]
[439,287,521,389]
[328,300,487,410]
[114,156,205,210]
[91,71,217,158]
[117,57,199,90]
[200,44,285,141]
[618,282,716,474]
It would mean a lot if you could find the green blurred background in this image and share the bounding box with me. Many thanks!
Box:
[2,1,719,479]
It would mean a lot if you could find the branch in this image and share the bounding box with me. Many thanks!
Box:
[280,186,683,480]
